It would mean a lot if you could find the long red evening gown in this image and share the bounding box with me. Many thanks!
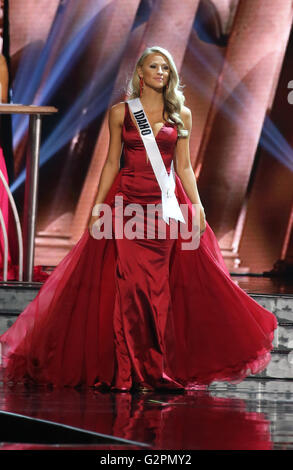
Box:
[0,103,277,390]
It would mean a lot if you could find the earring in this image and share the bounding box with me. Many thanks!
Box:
[139,76,144,97]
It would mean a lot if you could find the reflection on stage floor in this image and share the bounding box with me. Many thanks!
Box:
[0,379,293,450]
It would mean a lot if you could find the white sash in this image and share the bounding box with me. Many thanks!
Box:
[127,98,185,225]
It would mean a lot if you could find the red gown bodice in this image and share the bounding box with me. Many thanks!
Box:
[118,103,177,204]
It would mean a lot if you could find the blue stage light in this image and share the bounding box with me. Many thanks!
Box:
[10,3,292,196]
[10,77,114,194]
[187,29,293,172]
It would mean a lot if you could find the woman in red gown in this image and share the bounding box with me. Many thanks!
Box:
[0,46,277,391]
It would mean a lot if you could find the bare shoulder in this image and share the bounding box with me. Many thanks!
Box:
[180,105,192,121]
[109,101,126,127]
[179,105,192,131]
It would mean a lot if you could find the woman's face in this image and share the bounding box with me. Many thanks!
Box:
[138,53,170,91]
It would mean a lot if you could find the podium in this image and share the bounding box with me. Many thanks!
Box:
[0,104,58,282]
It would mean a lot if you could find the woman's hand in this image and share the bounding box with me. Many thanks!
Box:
[199,207,207,237]
[192,206,206,237]
[88,215,102,238]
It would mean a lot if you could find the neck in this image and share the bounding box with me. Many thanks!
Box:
[140,85,164,111]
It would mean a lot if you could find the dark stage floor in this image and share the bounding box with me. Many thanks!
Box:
[0,379,292,450]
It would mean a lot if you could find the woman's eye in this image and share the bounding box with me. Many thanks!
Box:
[149,64,169,70]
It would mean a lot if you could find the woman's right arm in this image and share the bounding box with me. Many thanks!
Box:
[88,102,124,236]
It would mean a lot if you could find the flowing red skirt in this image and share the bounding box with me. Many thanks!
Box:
[0,171,277,388]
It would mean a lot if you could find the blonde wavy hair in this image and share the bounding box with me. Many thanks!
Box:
[127,46,188,138]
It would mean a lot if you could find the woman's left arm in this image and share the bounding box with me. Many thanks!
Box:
[174,106,206,235]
